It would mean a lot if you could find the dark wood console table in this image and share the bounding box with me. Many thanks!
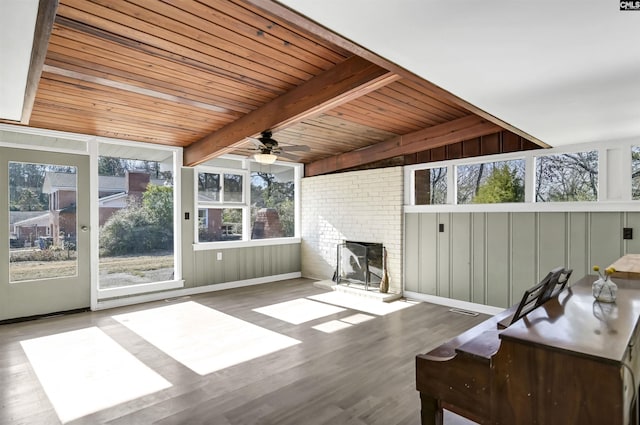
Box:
[416,275,640,425]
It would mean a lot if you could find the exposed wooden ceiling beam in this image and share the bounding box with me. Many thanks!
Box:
[184,55,399,166]
[305,115,502,177]
[20,0,58,124]
[244,0,548,149]
[42,65,235,115]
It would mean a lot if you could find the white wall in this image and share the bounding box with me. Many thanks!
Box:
[301,167,403,293]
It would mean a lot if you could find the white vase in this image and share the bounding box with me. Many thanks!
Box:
[592,278,617,302]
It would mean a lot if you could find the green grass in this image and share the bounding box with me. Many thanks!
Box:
[9,253,174,282]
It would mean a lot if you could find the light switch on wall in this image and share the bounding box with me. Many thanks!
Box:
[217,252,222,261]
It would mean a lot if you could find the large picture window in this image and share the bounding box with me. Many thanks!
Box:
[251,165,295,239]
[97,152,176,289]
[535,151,598,202]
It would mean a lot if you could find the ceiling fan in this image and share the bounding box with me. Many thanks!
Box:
[247,130,310,164]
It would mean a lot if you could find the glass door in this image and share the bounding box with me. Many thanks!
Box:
[1,147,90,321]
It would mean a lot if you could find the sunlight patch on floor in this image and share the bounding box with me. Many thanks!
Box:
[308,292,416,316]
[340,313,375,324]
[113,301,300,375]
[20,327,171,424]
[312,313,375,333]
[253,298,346,324]
[312,320,352,333]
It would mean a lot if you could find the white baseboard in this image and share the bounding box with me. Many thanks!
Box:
[95,272,302,310]
[403,290,504,316]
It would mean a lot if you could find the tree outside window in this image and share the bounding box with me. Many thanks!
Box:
[535,151,598,202]
[457,159,525,204]
[632,146,640,200]
[251,171,294,239]
[415,167,447,205]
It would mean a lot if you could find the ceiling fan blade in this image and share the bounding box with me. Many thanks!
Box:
[278,152,299,160]
[282,145,310,152]
[242,136,265,149]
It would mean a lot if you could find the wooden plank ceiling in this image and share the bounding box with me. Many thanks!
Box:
[9,0,544,176]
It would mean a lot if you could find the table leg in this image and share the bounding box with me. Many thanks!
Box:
[420,393,443,425]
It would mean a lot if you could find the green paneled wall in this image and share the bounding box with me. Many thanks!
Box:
[190,244,301,286]
[181,168,301,289]
[404,211,639,308]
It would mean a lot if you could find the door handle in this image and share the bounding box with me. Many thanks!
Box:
[81,225,89,232]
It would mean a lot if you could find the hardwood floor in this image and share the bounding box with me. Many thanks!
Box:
[0,278,487,425]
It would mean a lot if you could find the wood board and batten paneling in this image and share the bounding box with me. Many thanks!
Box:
[485,213,510,307]
[537,212,567,278]
[405,211,638,308]
[191,245,300,287]
[180,167,301,290]
[437,214,451,298]
[511,213,536,306]
[419,214,439,295]
[590,212,624,269]
[472,213,486,304]
[568,212,589,281]
[450,213,471,302]
[403,213,421,293]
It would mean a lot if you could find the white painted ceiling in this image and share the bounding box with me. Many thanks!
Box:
[278,0,640,148]
[0,0,39,121]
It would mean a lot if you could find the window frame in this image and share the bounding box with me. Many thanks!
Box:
[195,166,250,243]
[197,169,246,205]
[405,139,640,213]
[194,160,302,247]
[533,150,599,203]
[455,158,526,205]
[413,166,448,206]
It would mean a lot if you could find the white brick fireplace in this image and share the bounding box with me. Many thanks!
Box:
[300,167,404,294]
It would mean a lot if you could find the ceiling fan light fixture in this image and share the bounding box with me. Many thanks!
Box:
[253,153,277,164]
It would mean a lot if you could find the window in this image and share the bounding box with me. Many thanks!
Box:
[97,153,176,289]
[251,166,295,239]
[198,207,243,242]
[456,159,525,204]
[415,167,447,205]
[197,168,248,242]
[9,161,77,282]
[632,146,640,200]
[196,160,300,243]
[197,172,244,203]
[535,151,598,202]
[198,173,220,202]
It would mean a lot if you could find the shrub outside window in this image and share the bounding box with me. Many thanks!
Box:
[535,151,598,202]
[456,159,525,204]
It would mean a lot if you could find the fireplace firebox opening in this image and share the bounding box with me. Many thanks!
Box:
[335,241,384,291]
